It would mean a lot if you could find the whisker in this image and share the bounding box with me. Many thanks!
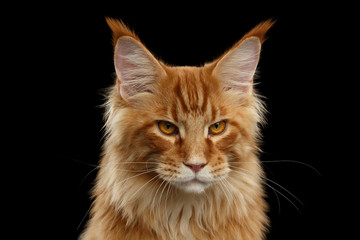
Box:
[93,169,159,212]
[228,159,321,175]
[77,204,92,230]
[164,177,175,210]
[127,174,160,203]
[152,177,167,210]
[78,194,108,231]
[76,161,158,185]
[75,157,161,230]
[157,178,172,220]
[108,162,158,172]
[263,181,301,213]
[159,179,171,207]
[78,167,99,190]
[218,178,232,206]
[272,186,281,214]
[223,178,238,204]
[59,155,98,168]
[262,160,321,175]
[108,161,159,164]
[230,165,304,206]
[116,168,157,173]
[102,161,159,167]
[112,169,158,188]
[229,166,303,212]
[203,186,211,202]
[265,177,303,206]
[149,177,163,216]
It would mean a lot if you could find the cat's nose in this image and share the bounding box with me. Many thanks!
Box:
[184,162,207,173]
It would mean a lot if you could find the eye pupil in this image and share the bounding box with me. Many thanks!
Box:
[158,121,177,135]
[209,120,226,135]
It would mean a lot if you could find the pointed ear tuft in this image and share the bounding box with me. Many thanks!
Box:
[105,17,140,48]
[106,18,166,100]
[213,37,261,95]
[114,36,165,100]
[213,19,274,97]
[241,19,275,44]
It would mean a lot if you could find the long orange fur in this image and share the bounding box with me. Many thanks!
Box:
[80,18,274,240]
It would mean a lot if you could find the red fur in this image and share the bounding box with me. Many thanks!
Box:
[80,18,274,240]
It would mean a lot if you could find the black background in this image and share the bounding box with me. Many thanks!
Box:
[15,2,352,240]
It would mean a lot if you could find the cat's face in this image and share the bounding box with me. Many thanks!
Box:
[107,26,265,194]
[135,67,249,194]
[115,65,260,194]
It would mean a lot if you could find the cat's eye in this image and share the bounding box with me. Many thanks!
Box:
[209,120,227,135]
[158,121,178,135]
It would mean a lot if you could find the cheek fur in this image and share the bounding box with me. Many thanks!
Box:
[215,131,240,152]
[145,132,174,151]
[131,121,177,151]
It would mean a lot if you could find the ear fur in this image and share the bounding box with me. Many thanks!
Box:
[106,18,166,100]
[213,19,274,97]
[106,18,140,48]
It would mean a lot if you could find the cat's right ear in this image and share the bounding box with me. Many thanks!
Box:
[114,36,166,100]
[212,37,261,97]
[212,19,274,98]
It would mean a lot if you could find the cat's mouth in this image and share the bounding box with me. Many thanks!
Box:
[175,177,211,194]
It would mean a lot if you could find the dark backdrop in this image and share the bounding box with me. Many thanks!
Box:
[21,3,349,240]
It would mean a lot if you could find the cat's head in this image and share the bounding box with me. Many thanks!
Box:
[104,19,273,194]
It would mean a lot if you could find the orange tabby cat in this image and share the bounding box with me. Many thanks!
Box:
[80,18,274,240]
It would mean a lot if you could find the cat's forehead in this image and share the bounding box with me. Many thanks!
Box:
[156,66,227,123]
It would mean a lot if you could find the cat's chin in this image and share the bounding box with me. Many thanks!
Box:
[176,179,210,194]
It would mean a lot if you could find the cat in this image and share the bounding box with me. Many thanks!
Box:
[80,18,274,240]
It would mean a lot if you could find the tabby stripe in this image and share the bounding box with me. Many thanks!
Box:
[174,81,189,113]
[200,78,209,113]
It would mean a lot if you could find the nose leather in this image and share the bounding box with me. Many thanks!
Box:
[184,163,207,173]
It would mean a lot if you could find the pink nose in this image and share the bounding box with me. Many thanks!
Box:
[184,163,207,173]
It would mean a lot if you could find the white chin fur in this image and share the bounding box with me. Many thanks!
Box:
[177,180,210,194]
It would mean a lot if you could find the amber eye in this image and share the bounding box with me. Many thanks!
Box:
[158,121,178,135]
[209,120,227,135]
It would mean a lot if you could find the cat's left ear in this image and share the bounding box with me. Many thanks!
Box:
[114,36,166,100]
[106,18,166,101]
[212,20,274,97]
